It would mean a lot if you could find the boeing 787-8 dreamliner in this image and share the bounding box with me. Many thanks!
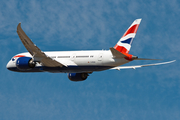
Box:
[6,19,175,81]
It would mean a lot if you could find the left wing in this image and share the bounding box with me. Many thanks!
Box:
[17,23,66,67]
[111,60,176,70]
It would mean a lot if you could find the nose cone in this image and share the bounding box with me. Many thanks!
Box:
[6,60,16,71]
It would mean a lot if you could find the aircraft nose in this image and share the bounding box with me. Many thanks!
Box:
[6,60,16,71]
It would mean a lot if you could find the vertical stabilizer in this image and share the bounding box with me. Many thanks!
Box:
[114,19,142,53]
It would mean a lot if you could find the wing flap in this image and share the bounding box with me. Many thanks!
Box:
[17,23,65,67]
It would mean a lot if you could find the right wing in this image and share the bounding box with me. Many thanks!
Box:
[111,60,176,70]
[17,23,66,67]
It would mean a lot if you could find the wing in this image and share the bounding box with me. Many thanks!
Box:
[17,23,66,67]
[111,60,176,70]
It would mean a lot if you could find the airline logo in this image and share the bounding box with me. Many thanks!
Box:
[114,19,141,53]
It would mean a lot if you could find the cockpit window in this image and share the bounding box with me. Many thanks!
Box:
[12,58,15,61]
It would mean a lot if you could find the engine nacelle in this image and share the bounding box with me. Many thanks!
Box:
[68,73,88,81]
[16,57,36,70]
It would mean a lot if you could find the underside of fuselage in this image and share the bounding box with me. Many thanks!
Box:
[7,65,114,73]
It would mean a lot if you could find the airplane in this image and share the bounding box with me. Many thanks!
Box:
[6,19,175,81]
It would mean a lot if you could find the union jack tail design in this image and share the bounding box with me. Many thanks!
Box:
[114,19,142,53]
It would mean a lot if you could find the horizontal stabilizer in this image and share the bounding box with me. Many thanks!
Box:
[110,47,126,58]
[111,60,176,70]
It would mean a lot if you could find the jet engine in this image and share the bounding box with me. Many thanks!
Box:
[68,73,88,81]
[16,57,36,70]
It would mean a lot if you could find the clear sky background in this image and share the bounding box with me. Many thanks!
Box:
[0,0,180,120]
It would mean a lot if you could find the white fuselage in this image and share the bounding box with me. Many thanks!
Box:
[7,50,130,73]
